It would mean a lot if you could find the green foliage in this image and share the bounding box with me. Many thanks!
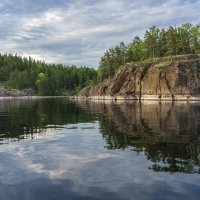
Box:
[136,59,154,67]
[144,26,160,58]
[98,42,128,81]
[0,54,97,96]
[127,36,146,61]
[98,23,200,81]
[137,59,154,78]
[154,61,174,69]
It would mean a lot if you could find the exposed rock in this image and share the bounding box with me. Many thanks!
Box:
[0,84,34,97]
[73,55,200,100]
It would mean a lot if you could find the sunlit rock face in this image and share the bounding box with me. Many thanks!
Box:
[74,55,200,100]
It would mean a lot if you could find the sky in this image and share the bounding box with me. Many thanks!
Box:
[0,0,199,68]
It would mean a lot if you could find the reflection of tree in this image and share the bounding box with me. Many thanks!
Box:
[144,143,200,173]
[0,98,94,143]
[76,100,200,174]
[99,117,129,149]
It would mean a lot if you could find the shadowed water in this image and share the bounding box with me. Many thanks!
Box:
[0,98,200,200]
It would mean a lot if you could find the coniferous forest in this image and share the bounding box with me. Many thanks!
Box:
[98,23,200,81]
[0,23,199,95]
[0,54,97,95]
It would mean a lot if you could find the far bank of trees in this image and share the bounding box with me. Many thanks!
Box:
[0,54,97,95]
[98,23,200,81]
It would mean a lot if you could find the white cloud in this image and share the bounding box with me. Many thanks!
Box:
[0,0,199,68]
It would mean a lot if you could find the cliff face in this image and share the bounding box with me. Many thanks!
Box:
[74,55,200,100]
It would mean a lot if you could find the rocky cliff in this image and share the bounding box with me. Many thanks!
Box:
[73,54,200,100]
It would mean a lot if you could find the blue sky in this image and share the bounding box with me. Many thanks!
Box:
[0,0,199,68]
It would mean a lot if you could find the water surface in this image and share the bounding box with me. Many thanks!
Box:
[0,98,200,200]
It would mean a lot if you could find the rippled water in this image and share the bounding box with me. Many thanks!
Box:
[0,98,200,200]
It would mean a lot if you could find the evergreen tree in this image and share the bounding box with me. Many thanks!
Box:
[127,36,146,61]
[144,26,160,58]
[190,23,200,54]
[159,29,167,56]
[166,26,179,55]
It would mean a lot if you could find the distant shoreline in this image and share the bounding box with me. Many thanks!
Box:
[0,96,68,100]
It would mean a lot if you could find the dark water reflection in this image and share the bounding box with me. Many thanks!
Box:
[78,100,200,174]
[0,98,200,200]
[0,98,95,143]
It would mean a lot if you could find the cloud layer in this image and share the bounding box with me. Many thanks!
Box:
[0,0,199,68]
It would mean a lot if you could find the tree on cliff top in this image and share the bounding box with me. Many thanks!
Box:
[98,23,200,81]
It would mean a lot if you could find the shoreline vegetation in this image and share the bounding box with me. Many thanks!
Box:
[0,54,97,97]
[0,23,200,99]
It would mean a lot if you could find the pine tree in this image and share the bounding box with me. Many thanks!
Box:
[144,26,160,58]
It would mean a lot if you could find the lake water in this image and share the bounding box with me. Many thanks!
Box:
[0,98,200,200]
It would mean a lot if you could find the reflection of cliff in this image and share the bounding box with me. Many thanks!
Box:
[75,100,200,173]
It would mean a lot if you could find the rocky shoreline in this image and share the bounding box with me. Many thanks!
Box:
[72,55,200,101]
[0,85,67,99]
[0,96,67,100]
[71,95,200,101]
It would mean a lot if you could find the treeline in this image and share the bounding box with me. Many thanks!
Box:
[0,54,97,95]
[98,23,200,81]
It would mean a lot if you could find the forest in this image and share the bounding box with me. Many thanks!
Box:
[98,23,200,81]
[0,23,199,95]
[0,54,97,95]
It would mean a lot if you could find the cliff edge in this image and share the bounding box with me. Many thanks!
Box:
[73,54,200,100]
